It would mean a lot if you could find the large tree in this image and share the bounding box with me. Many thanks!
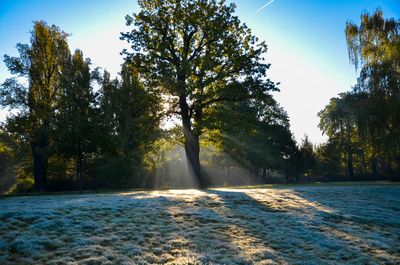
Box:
[345,9,400,179]
[122,0,277,187]
[55,50,99,192]
[319,93,360,180]
[1,21,70,191]
[207,95,297,181]
[95,64,161,188]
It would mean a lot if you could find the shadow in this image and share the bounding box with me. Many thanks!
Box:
[177,190,289,264]
[1,187,399,264]
[0,191,204,264]
[286,185,400,262]
[205,189,377,264]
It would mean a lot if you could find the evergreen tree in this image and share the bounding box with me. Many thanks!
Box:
[299,135,316,183]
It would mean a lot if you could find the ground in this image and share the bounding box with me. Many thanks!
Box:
[0,183,399,265]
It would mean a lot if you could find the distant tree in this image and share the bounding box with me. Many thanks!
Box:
[55,50,99,192]
[122,0,277,187]
[95,64,161,188]
[207,96,297,183]
[345,9,400,180]
[319,93,359,180]
[1,21,70,191]
[315,140,342,181]
[299,135,316,183]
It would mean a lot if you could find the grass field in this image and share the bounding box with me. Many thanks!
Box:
[0,183,399,264]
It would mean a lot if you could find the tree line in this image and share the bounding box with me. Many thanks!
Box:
[0,20,162,192]
[316,9,400,182]
[0,2,398,193]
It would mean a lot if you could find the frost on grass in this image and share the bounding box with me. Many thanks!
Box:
[0,185,399,264]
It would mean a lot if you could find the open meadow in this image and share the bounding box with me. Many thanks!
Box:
[0,183,399,264]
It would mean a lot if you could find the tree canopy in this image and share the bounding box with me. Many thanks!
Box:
[121,0,277,187]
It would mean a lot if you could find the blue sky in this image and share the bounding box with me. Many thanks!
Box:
[0,0,399,143]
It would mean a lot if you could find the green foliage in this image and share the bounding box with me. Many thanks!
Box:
[54,49,101,191]
[122,0,278,186]
[298,135,316,182]
[317,9,400,181]
[205,95,299,182]
[0,128,34,193]
[0,2,326,192]
[1,21,162,193]
[92,63,162,189]
[1,21,71,191]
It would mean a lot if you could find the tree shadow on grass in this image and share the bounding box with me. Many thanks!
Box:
[1,188,399,264]
[204,189,377,264]
[286,186,400,263]
[163,191,285,264]
[0,191,205,264]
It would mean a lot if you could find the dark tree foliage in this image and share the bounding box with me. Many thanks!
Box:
[1,21,70,191]
[1,21,162,192]
[94,64,161,189]
[317,9,400,181]
[54,50,101,192]
[206,96,299,184]
[121,0,277,187]
[298,135,316,183]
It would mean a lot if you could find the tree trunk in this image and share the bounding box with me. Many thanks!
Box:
[393,156,400,182]
[371,157,378,178]
[226,166,230,186]
[347,153,354,181]
[179,95,205,188]
[76,154,83,193]
[346,127,354,181]
[284,162,289,184]
[183,127,203,188]
[262,167,267,182]
[30,137,48,192]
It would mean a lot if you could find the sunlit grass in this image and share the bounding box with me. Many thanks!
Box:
[226,180,399,189]
[0,183,399,264]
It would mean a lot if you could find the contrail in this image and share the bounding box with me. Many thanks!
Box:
[251,0,275,17]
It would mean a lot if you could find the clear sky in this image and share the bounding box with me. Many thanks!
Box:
[0,0,399,144]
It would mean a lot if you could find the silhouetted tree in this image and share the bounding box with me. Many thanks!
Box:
[299,135,316,183]
[319,93,359,180]
[55,50,99,192]
[95,64,161,188]
[121,0,277,187]
[207,96,297,183]
[1,21,70,191]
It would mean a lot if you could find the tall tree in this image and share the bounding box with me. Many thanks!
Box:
[207,95,297,183]
[95,64,161,188]
[319,93,358,179]
[1,21,70,191]
[345,9,400,179]
[114,63,161,158]
[55,50,98,192]
[122,0,277,187]
[299,135,316,183]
